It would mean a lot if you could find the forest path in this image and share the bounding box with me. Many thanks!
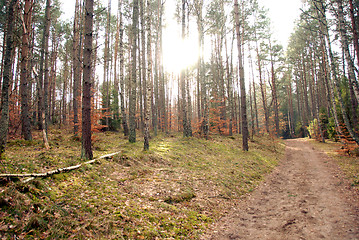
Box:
[202,138,359,240]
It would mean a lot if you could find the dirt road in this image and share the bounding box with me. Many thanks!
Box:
[202,139,359,240]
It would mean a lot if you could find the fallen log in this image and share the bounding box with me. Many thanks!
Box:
[0,151,122,182]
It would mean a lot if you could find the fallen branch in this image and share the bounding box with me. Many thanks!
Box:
[0,151,122,181]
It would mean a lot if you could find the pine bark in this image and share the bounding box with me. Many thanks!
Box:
[181,0,191,137]
[119,5,129,136]
[73,0,81,135]
[113,1,121,120]
[255,30,269,134]
[20,0,33,140]
[0,0,17,156]
[82,0,94,160]
[234,0,248,151]
[43,0,51,131]
[129,0,139,143]
[269,39,279,136]
[62,49,69,125]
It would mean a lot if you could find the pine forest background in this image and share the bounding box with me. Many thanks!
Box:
[0,0,359,158]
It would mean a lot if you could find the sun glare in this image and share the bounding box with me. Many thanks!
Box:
[162,26,199,74]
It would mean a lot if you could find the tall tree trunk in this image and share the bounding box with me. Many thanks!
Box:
[119,2,129,136]
[269,38,280,136]
[129,0,139,143]
[113,0,121,121]
[287,82,295,138]
[73,0,80,135]
[313,59,326,143]
[62,49,69,125]
[82,0,94,160]
[144,0,152,150]
[43,0,51,131]
[255,31,269,133]
[0,0,17,157]
[234,0,248,151]
[181,0,190,137]
[20,0,33,141]
[140,0,146,133]
[103,0,111,130]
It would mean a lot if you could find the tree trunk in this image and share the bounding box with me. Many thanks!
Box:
[0,0,17,157]
[144,0,152,150]
[234,0,248,151]
[43,0,51,132]
[255,31,269,134]
[140,0,146,133]
[113,0,121,121]
[129,0,139,143]
[62,49,69,125]
[269,38,280,136]
[20,0,33,141]
[82,0,94,160]
[181,0,190,137]
[119,2,129,136]
[73,0,81,135]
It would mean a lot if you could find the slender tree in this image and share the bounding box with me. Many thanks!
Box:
[0,0,18,157]
[144,0,152,150]
[20,0,33,141]
[73,0,81,135]
[129,0,139,143]
[234,0,248,150]
[119,1,129,136]
[82,0,94,160]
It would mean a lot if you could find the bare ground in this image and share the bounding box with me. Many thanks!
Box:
[202,138,359,240]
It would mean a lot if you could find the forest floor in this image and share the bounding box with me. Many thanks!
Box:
[202,138,359,240]
[0,129,285,239]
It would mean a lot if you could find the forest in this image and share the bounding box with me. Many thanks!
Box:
[0,0,358,156]
[0,0,359,238]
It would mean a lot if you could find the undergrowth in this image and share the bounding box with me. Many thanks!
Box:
[0,129,284,239]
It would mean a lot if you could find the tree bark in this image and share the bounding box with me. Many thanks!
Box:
[73,0,81,135]
[119,2,129,136]
[82,0,94,160]
[20,0,33,141]
[129,0,139,143]
[43,0,51,131]
[234,0,248,151]
[144,0,152,150]
[0,0,17,157]
[255,30,269,134]
[181,0,191,137]
[269,38,280,136]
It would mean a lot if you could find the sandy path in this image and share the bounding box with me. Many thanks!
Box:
[202,139,359,240]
